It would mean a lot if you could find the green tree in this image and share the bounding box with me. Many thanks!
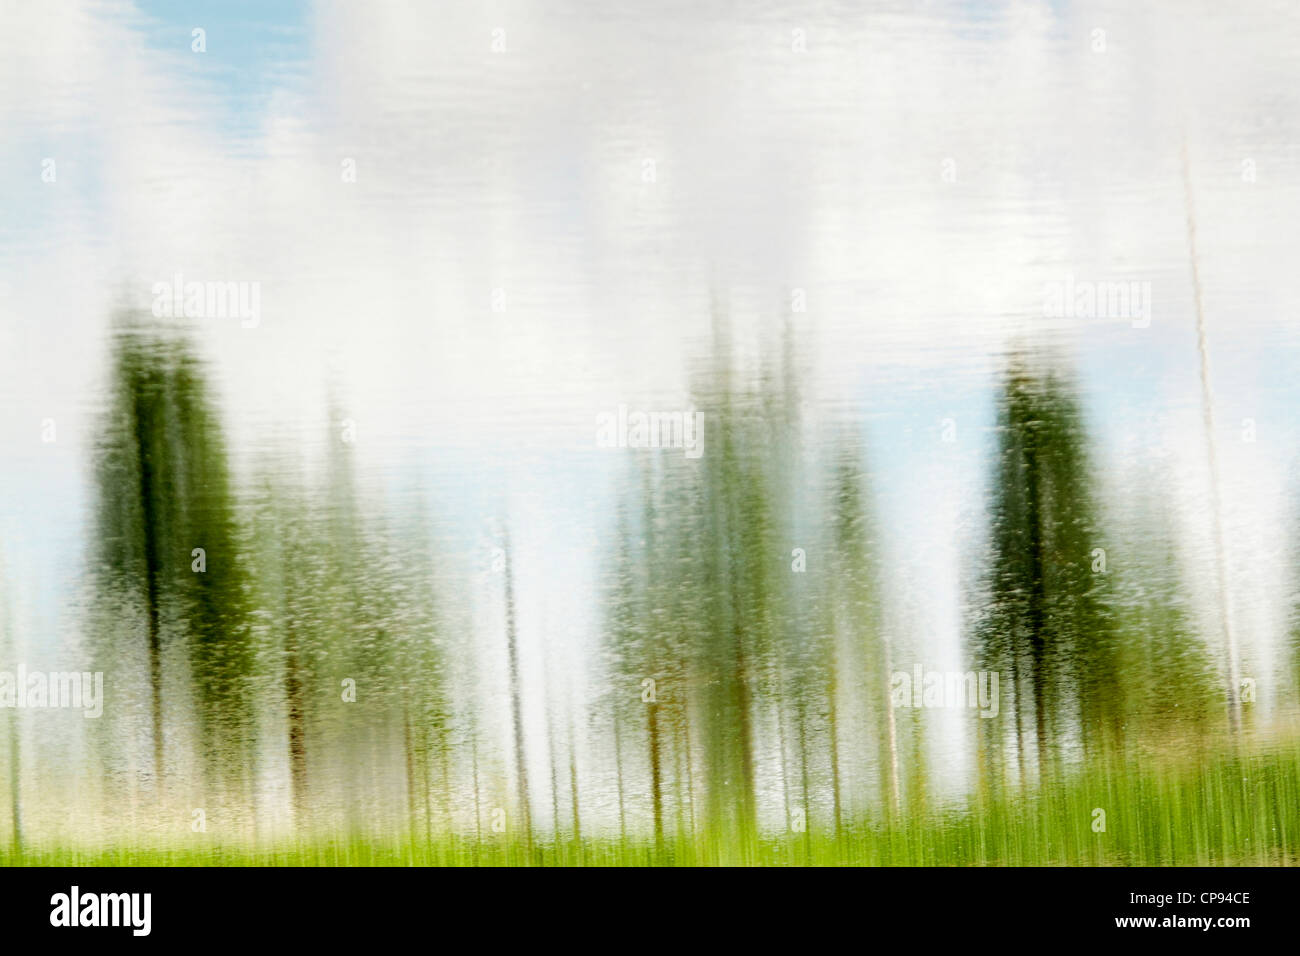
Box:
[975,354,1118,784]
[93,321,256,797]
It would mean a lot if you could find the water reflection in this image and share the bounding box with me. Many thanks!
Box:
[0,1,1299,863]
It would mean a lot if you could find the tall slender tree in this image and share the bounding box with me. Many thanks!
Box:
[976,353,1117,783]
[94,321,256,798]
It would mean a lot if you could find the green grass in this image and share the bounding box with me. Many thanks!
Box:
[6,736,1298,866]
